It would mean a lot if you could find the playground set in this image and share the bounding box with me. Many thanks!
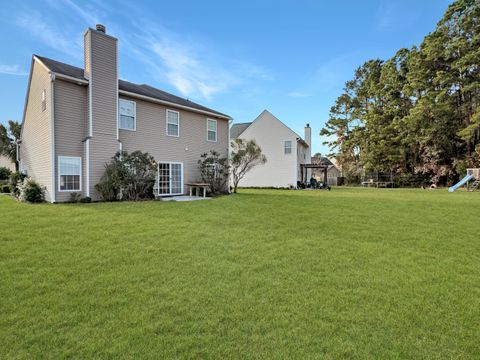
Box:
[449,168,480,193]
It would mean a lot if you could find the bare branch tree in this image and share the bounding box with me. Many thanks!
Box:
[230,138,267,193]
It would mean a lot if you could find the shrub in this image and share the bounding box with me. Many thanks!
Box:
[68,192,82,203]
[9,172,27,196]
[0,167,12,180]
[79,196,92,203]
[0,184,11,193]
[18,178,44,203]
[198,151,229,195]
[95,150,156,201]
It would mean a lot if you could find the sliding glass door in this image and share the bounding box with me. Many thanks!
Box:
[157,162,183,196]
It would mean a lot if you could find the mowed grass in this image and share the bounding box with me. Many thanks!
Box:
[1,188,479,359]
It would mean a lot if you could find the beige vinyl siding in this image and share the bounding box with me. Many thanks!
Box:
[20,60,53,201]
[86,29,120,200]
[0,155,15,171]
[54,79,87,202]
[119,96,229,189]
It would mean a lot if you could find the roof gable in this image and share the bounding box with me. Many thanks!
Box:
[241,110,308,147]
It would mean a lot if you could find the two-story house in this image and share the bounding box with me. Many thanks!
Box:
[18,24,231,202]
[230,110,311,188]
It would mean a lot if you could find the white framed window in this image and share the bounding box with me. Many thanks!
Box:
[166,109,179,137]
[118,99,136,130]
[58,156,81,192]
[207,119,217,142]
[284,140,292,155]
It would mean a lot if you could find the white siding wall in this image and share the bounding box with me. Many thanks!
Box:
[237,111,298,188]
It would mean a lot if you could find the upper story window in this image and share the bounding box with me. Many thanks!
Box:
[119,99,136,131]
[166,109,179,137]
[284,140,292,155]
[207,119,217,142]
[58,156,81,191]
[41,89,46,112]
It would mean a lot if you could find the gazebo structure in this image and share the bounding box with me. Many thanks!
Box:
[299,164,328,185]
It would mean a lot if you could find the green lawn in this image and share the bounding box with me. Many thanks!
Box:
[1,188,479,359]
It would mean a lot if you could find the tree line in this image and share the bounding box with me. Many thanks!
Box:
[321,0,480,185]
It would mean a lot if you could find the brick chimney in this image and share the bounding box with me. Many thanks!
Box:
[84,24,120,199]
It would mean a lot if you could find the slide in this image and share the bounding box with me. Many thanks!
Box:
[448,174,474,192]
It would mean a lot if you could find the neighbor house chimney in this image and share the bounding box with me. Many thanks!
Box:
[84,24,119,199]
[304,124,312,176]
[305,123,311,148]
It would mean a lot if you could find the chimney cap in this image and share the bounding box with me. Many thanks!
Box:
[96,24,106,33]
[306,123,310,127]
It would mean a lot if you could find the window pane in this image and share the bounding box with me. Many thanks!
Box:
[119,100,135,117]
[284,141,292,154]
[167,123,179,136]
[208,130,216,142]
[207,119,216,131]
[167,111,179,125]
[59,157,80,175]
[120,115,135,130]
[60,175,80,191]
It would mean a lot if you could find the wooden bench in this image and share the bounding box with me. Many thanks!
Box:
[185,183,209,198]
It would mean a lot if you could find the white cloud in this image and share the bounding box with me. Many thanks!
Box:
[0,64,28,76]
[14,1,272,101]
[15,11,83,61]
[288,91,312,98]
[62,0,100,24]
[126,22,269,101]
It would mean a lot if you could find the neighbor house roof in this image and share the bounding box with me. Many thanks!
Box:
[312,156,334,166]
[34,55,231,119]
[230,122,252,139]
[230,110,309,147]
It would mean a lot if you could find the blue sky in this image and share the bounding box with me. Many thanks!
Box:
[0,0,452,154]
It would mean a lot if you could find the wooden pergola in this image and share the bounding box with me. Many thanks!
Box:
[300,164,328,185]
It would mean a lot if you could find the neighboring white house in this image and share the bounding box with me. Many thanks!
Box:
[230,110,311,188]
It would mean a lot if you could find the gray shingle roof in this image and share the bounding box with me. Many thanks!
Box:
[230,122,251,139]
[34,55,231,119]
[312,156,334,166]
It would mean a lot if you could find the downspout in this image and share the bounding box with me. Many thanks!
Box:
[86,29,93,198]
[227,118,232,193]
[50,73,56,203]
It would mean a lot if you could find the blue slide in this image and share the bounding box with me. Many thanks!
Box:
[449,174,474,192]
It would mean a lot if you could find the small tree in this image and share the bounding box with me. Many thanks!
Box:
[198,150,229,195]
[230,138,267,193]
[95,150,156,201]
[0,166,12,181]
[0,120,21,171]
[18,177,44,203]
